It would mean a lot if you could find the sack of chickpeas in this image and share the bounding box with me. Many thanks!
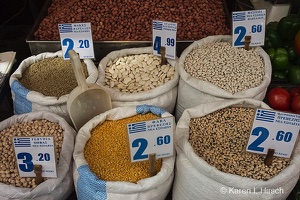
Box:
[173,98,300,200]
[175,35,272,120]
[9,50,98,124]
[0,111,76,200]
[97,47,179,113]
[73,104,175,200]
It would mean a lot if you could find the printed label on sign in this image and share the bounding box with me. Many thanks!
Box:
[232,9,266,47]
[58,22,94,59]
[152,20,177,59]
[127,116,174,162]
[246,109,300,158]
[13,136,57,177]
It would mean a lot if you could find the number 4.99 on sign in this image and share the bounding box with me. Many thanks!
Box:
[152,20,177,59]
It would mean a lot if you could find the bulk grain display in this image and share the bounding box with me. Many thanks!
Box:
[33,0,229,41]
[175,35,272,121]
[173,99,300,200]
[0,111,76,200]
[97,47,179,113]
[9,51,98,124]
[73,105,175,200]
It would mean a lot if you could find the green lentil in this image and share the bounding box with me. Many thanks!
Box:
[188,107,291,181]
[19,57,88,97]
[84,113,162,183]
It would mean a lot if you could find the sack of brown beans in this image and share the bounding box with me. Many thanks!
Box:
[0,111,76,200]
[73,104,175,200]
[175,35,272,120]
[9,50,98,124]
[173,98,300,200]
[97,47,179,113]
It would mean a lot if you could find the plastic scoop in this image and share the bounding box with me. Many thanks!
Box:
[67,50,112,131]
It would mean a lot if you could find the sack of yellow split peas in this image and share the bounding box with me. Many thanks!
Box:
[173,98,300,200]
[73,104,175,200]
[0,111,76,200]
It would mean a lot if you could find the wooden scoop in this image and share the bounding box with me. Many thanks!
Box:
[67,50,112,131]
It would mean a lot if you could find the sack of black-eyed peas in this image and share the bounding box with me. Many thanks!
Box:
[73,105,175,200]
[0,111,76,200]
[175,35,272,121]
[9,50,98,124]
[97,47,179,113]
[173,98,300,200]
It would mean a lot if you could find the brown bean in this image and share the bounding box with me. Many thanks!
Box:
[34,0,229,41]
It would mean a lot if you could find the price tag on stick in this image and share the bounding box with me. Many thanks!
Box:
[152,20,177,59]
[13,136,57,177]
[232,9,266,47]
[127,116,174,163]
[246,109,300,158]
[58,22,95,59]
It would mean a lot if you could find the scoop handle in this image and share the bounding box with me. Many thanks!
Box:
[68,50,88,91]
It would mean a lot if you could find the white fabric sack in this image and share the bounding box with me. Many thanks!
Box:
[97,47,179,113]
[73,105,175,200]
[9,50,98,124]
[0,111,76,200]
[175,35,272,120]
[173,98,300,200]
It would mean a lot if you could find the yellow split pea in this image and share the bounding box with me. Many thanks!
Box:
[84,113,162,183]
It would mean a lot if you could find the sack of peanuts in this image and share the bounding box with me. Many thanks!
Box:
[175,35,272,120]
[97,47,179,113]
[9,50,98,124]
[173,98,300,200]
[0,111,76,200]
[73,104,175,200]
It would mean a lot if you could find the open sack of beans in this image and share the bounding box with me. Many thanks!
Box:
[73,105,175,200]
[0,111,76,200]
[97,47,179,113]
[172,98,300,200]
[9,50,98,124]
[175,35,272,120]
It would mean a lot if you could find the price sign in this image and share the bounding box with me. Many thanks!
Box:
[127,116,174,162]
[13,136,57,177]
[246,109,300,158]
[152,20,177,59]
[58,22,94,59]
[232,9,266,47]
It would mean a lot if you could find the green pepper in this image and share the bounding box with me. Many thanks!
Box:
[287,65,300,84]
[266,48,276,61]
[277,14,300,41]
[264,29,283,49]
[272,53,289,71]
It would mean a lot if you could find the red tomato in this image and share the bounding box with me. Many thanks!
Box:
[291,95,300,113]
[267,87,291,111]
[290,87,300,97]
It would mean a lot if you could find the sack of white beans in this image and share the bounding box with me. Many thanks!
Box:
[73,105,175,200]
[97,47,179,113]
[0,111,76,200]
[175,35,272,120]
[173,98,300,200]
[9,50,98,124]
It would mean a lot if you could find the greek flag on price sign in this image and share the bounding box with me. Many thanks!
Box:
[128,122,147,134]
[255,109,276,123]
[232,12,246,22]
[153,21,163,31]
[13,137,31,147]
[58,24,72,33]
